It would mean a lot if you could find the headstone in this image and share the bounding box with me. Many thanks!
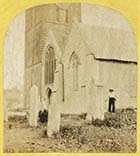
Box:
[86,114,92,124]
[94,85,104,120]
[86,78,95,124]
[47,65,61,137]
[105,97,108,112]
[29,85,39,127]
[47,92,60,137]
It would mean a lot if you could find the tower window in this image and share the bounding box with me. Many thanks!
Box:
[57,8,68,23]
[45,46,56,84]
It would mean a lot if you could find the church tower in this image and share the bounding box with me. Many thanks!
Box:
[24,3,81,108]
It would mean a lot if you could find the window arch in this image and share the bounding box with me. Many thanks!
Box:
[70,52,79,90]
[45,46,56,84]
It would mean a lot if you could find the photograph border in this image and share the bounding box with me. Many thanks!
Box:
[0,0,139,156]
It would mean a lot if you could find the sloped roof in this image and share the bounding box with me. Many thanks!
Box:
[76,23,137,62]
[50,22,137,63]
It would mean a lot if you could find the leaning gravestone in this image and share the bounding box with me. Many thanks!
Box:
[29,85,39,127]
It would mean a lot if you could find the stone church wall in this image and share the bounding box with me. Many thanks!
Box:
[25,4,82,111]
[98,60,137,109]
[24,63,42,108]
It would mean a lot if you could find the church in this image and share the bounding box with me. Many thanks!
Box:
[24,3,137,121]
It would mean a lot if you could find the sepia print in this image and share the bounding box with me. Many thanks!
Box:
[4,3,137,153]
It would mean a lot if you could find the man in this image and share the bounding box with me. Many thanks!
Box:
[108,89,116,113]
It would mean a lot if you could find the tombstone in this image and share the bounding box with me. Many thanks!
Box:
[29,85,39,127]
[47,103,60,137]
[86,78,95,124]
[105,96,109,112]
[86,114,92,124]
[47,91,61,137]
[94,84,104,120]
[46,62,62,137]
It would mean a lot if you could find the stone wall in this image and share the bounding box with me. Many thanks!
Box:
[26,3,81,32]
[25,4,82,109]
[61,26,91,114]
[24,63,42,108]
[61,59,137,115]
[98,60,137,109]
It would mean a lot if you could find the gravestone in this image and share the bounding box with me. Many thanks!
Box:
[86,114,92,124]
[47,103,60,137]
[47,92,61,137]
[47,64,61,137]
[86,78,95,124]
[94,84,104,120]
[29,85,39,127]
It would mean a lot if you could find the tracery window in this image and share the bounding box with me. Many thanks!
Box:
[45,46,56,84]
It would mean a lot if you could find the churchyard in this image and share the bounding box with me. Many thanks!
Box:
[4,108,136,153]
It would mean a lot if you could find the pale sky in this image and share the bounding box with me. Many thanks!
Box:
[4,12,25,90]
[81,4,132,31]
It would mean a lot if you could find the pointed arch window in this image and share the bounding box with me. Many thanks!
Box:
[45,46,56,84]
[70,52,79,90]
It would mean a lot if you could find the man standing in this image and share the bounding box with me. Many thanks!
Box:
[108,89,116,113]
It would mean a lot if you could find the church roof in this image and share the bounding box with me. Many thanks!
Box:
[76,23,137,62]
[50,22,137,63]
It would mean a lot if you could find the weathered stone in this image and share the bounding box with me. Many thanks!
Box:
[47,92,60,137]
[86,77,96,122]
[86,114,92,124]
[94,84,104,120]
[29,85,39,127]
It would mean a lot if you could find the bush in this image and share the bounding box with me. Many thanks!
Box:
[92,108,136,128]
[38,109,48,124]
[79,113,87,120]
[92,119,104,127]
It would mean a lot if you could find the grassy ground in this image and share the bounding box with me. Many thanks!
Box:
[4,109,136,153]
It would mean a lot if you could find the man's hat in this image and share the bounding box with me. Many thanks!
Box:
[109,89,114,92]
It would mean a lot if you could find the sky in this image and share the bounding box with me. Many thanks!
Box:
[4,12,25,90]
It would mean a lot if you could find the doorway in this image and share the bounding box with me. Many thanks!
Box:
[47,88,52,105]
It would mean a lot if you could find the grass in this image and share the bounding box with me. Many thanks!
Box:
[4,108,136,153]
